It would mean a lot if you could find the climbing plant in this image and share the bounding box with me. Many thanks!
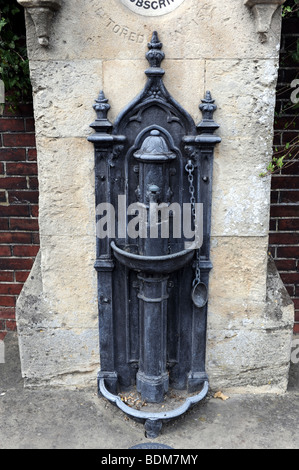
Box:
[0,0,31,109]
[260,0,299,177]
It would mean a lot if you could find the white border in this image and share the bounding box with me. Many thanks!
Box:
[120,0,185,17]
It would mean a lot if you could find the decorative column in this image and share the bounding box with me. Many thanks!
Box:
[88,91,126,394]
[183,91,221,392]
[136,273,169,403]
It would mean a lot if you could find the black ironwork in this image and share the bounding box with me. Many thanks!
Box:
[88,31,221,437]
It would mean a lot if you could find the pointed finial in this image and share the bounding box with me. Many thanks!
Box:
[146,31,165,69]
[199,91,217,120]
[148,31,163,49]
[197,91,220,135]
[93,90,111,119]
[90,90,113,134]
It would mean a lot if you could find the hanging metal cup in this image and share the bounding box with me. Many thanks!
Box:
[191,280,208,308]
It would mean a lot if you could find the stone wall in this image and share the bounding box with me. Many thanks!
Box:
[16,0,294,392]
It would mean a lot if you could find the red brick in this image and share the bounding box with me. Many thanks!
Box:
[0,320,5,330]
[0,284,23,295]
[31,205,39,218]
[6,162,38,176]
[271,176,299,190]
[0,206,30,217]
[0,308,15,319]
[28,177,39,190]
[269,219,276,231]
[280,272,299,284]
[0,258,34,270]
[281,160,299,175]
[27,148,37,161]
[10,218,39,232]
[6,320,17,331]
[294,323,299,334]
[3,133,36,148]
[271,205,299,217]
[15,271,30,283]
[25,118,35,132]
[8,190,39,204]
[0,118,25,132]
[0,191,6,203]
[0,177,28,189]
[275,259,297,271]
[293,299,299,310]
[295,311,299,322]
[0,246,12,257]
[0,232,32,244]
[269,233,299,245]
[0,219,9,230]
[279,191,299,204]
[0,162,4,174]
[0,296,16,307]
[32,233,40,245]
[285,285,295,297]
[277,246,299,258]
[0,148,26,161]
[278,219,299,231]
[0,272,14,282]
[13,245,39,257]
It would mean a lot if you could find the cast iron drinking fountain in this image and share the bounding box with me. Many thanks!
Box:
[88,32,221,438]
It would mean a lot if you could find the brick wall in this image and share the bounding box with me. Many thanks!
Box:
[269,10,299,333]
[0,102,39,340]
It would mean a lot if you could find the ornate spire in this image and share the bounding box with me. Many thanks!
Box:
[146,31,165,69]
[197,91,220,135]
[90,90,113,134]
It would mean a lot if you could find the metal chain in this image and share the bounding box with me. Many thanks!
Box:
[185,160,196,217]
[185,160,201,286]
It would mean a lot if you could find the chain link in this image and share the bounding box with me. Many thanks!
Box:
[185,160,196,218]
[185,160,201,285]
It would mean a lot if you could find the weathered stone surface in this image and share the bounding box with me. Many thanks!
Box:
[36,137,95,237]
[40,235,98,326]
[207,258,294,392]
[16,253,99,388]
[24,0,282,62]
[30,60,103,138]
[211,139,272,237]
[209,237,269,306]
[205,59,279,139]
[103,59,205,123]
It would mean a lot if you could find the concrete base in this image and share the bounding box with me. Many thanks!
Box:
[0,332,298,449]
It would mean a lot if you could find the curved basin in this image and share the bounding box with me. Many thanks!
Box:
[111,242,194,274]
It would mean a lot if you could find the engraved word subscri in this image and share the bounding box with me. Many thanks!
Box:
[121,0,185,16]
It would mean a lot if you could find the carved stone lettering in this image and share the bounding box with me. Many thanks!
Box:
[121,0,185,16]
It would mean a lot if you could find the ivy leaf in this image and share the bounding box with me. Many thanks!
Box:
[267,162,275,172]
